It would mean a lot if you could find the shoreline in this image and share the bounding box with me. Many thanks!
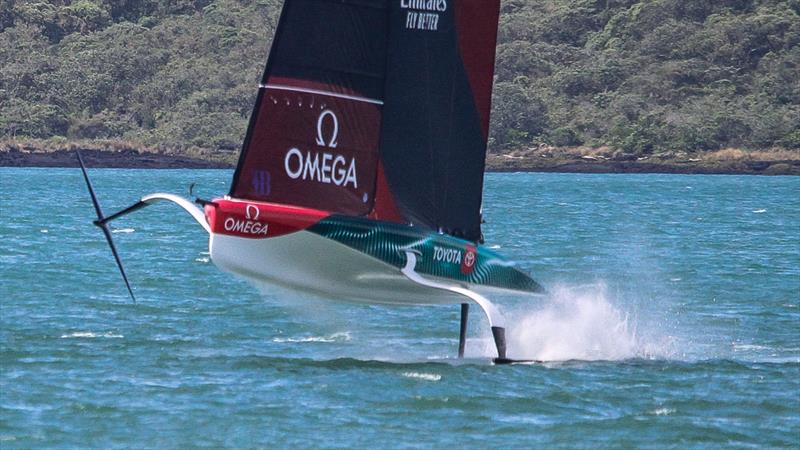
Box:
[484,154,800,175]
[0,147,231,169]
[2,147,799,175]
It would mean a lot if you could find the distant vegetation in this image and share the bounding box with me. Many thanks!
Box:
[1,0,798,157]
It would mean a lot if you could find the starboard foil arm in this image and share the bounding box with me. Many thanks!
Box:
[76,152,209,234]
[97,193,210,234]
[400,251,509,362]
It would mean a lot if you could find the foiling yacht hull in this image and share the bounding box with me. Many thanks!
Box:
[206,197,544,306]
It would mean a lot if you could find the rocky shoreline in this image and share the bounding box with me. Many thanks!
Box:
[0,147,231,169]
[484,154,800,175]
[2,145,798,175]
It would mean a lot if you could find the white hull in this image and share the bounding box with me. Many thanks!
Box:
[210,230,474,305]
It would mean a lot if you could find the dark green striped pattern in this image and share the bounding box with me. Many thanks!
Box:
[308,216,544,293]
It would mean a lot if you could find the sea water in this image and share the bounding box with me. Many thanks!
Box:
[1,169,798,448]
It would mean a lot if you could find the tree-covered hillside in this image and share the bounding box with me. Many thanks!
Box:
[1,0,798,157]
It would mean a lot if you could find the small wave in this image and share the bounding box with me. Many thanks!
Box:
[112,228,135,234]
[402,372,441,381]
[60,331,123,339]
[752,209,767,214]
[272,332,351,343]
[669,278,682,282]
[732,343,769,351]
[195,257,210,263]
[488,244,501,249]
[648,408,676,416]
[40,229,48,233]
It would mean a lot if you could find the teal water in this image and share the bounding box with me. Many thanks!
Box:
[1,168,798,448]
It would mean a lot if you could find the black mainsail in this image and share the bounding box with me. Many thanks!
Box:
[379,0,500,241]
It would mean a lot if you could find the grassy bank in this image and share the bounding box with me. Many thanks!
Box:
[2,1,798,158]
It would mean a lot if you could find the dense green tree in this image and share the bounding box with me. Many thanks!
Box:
[1,0,798,154]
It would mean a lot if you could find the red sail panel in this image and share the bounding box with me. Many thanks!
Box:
[367,160,404,223]
[230,0,387,216]
[455,0,501,139]
[232,78,381,215]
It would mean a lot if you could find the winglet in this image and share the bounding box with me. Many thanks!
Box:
[76,151,136,303]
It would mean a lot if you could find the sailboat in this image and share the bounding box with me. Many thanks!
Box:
[78,0,545,364]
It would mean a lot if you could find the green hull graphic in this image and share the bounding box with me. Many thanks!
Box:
[309,216,543,293]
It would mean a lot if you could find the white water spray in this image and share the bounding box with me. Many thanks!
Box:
[247,271,673,362]
[500,283,671,361]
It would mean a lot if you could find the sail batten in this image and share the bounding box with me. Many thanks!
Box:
[261,84,384,105]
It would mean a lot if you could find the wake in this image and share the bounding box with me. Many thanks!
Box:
[251,274,675,363]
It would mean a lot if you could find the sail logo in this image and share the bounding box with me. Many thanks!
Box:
[400,0,446,12]
[284,149,358,188]
[284,109,358,188]
[315,110,338,148]
[401,0,445,31]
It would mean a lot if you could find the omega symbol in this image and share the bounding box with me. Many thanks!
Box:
[245,204,260,221]
[315,109,339,148]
